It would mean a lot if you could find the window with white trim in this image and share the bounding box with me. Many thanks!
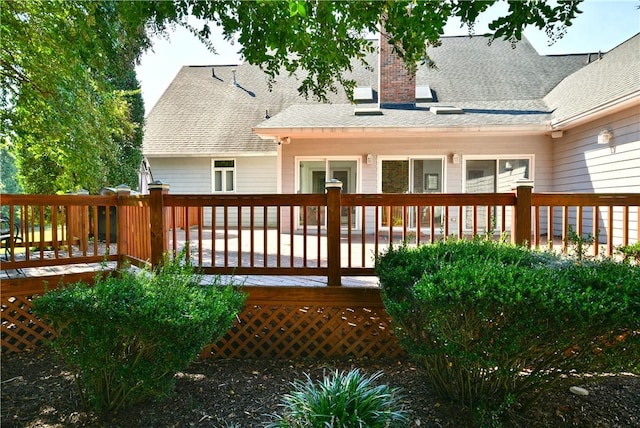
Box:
[297,158,359,227]
[463,156,532,231]
[212,160,235,192]
[464,158,531,193]
[380,157,445,230]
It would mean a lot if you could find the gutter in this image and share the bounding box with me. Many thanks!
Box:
[550,90,640,130]
[252,124,552,140]
[144,151,277,158]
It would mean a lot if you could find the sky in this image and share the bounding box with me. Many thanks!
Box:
[135,0,640,114]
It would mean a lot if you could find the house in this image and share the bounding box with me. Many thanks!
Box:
[143,33,640,239]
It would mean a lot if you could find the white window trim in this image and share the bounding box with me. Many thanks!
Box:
[461,154,534,193]
[374,156,448,234]
[211,158,237,193]
[376,155,447,193]
[460,154,535,234]
[294,156,362,231]
[294,156,363,194]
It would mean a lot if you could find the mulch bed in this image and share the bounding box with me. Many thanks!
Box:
[2,348,639,427]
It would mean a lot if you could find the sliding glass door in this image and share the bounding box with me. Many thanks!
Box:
[298,159,358,228]
[381,158,444,230]
[464,158,531,232]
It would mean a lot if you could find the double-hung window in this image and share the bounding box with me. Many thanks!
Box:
[212,160,235,192]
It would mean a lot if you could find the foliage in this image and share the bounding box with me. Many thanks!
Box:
[161,0,583,102]
[32,253,246,412]
[565,225,597,261]
[1,0,146,194]
[618,241,640,263]
[376,239,640,423]
[266,369,408,428]
[0,145,21,195]
[2,1,583,194]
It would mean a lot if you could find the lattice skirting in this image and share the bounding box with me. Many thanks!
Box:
[2,281,403,359]
[2,293,54,353]
[204,304,403,359]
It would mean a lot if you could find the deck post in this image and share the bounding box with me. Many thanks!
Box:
[514,181,533,246]
[149,181,169,268]
[116,185,131,269]
[326,179,343,286]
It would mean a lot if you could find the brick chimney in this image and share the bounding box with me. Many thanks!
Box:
[378,32,416,108]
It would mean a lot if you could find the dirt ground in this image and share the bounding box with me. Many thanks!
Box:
[2,348,639,427]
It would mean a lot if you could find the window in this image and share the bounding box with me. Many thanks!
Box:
[464,157,532,231]
[297,158,359,227]
[464,158,530,193]
[380,158,444,230]
[212,160,235,192]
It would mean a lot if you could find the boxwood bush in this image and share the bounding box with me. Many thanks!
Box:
[376,239,639,422]
[32,254,246,412]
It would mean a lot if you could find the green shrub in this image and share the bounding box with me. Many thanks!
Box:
[376,239,640,422]
[32,253,246,412]
[618,241,640,263]
[266,369,409,428]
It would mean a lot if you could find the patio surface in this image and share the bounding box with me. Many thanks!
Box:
[0,228,382,286]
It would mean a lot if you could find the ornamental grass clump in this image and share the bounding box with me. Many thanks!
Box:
[266,369,409,428]
[376,239,639,424]
[32,252,246,413]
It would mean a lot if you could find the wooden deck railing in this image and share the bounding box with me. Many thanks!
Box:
[2,183,639,356]
[143,182,639,285]
[1,194,120,271]
[0,188,152,273]
[2,184,639,283]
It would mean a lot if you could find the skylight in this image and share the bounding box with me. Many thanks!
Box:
[353,87,374,102]
[416,85,433,102]
[354,106,383,116]
[430,106,464,115]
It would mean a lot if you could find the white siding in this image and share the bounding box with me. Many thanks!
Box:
[235,156,278,194]
[552,107,640,244]
[147,158,212,193]
[147,156,278,227]
[148,156,277,194]
[552,108,640,193]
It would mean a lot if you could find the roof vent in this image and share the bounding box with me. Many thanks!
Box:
[354,106,383,116]
[211,67,222,81]
[231,69,238,86]
[430,106,464,115]
[416,85,433,102]
[353,87,374,103]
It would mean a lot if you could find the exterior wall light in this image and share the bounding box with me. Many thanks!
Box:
[597,129,613,145]
[597,129,615,153]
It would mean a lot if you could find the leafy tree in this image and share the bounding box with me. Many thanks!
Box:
[175,0,583,101]
[1,0,146,194]
[0,145,21,195]
[1,0,582,194]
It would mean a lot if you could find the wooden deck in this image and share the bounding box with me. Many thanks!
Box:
[0,256,379,287]
[2,189,638,357]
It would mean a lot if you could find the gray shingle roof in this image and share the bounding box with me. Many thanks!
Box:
[143,64,343,157]
[143,34,637,156]
[417,36,590,102]
[253,100,552,130]
[545,34,640,123]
